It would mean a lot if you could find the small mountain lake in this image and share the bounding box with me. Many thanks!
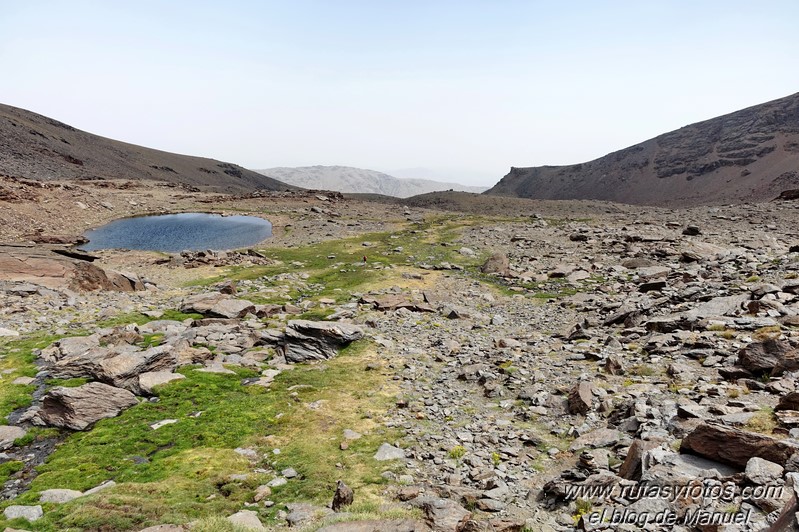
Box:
[79,213,272,252]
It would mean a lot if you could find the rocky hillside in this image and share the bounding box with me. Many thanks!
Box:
[256,165,488,198]
[0,103,293,193]
[487,92,799,206]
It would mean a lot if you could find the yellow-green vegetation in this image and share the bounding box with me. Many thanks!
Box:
[96,310,203,328]
[745,407,778,435]
[573,498,593,524]
[629,364,657,377]
[753,325,781,341]
[0,334,60,421]
[448,445,467,461]
[0,340,406,531]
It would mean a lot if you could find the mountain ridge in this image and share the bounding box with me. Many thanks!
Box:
[256,165,488,198]
[486,92,799,205]
[0,103,292,193]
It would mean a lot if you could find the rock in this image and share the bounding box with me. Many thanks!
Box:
[682,225,701,236]
[39,488,83,503]
[418,497,471,532]
[569,428,623,451]
[738,339,799,374]
[150,419,178,430]
[209,298,256,319]
[137,526,188,532]
[180,293,224,314]
[332,479,354,511]
[11,376,35,385]
[138,371,186,394]
[84,480,116,495]
[0,425,26,451]
[283,320,364,363]
[375,443,405,461]
[745,456,784,485]
[3,505,43,522]
[0,327,19,337]
[681,422,799,467]
[316,520,427,532]
[778,392,799,411]
[227,509,266,530]
[480,252,510,276]
[285,502,334,527]
[567,381,594,415]
[97,345,177,392]
[34,382,138,430]
[253,485,272,502]
[619,439,662,481]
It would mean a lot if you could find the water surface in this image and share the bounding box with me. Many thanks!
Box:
[80,213,272,252]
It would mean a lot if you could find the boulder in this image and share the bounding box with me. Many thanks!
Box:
[567,381,594,415]
[97,345,177,392]
[375,443,405,461]
[416,497,471,532]
[283,320,364,363]
[480,253,510,276]
[778,392,799,411]
[39,488,83,503]
[138,371,186,394]
[3,505,43,522]
[209,298,256,319]
[180,292,225,314]
[744,456,784,485]
[569,428,623,451]
[34,382,138,430]
[738,339,799,374]
[0,425,26,451]
[227,509,266,530]
[680,422,799,467]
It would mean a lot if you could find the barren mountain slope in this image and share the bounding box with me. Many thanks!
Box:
[487,92,799,205]
[257,165,488,197]
[0,103,293,193]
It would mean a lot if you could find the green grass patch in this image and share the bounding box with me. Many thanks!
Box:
[0,340,401,531]
[0,334,60,421]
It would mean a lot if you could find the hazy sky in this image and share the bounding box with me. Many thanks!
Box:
[2,1,798,185]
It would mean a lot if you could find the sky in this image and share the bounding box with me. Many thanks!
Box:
[1,1,798,186]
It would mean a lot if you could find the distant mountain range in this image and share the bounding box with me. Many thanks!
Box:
[255,166,488,198]
[0,103,292,193]
[486,92,799,206]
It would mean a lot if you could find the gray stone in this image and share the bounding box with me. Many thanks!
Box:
[375,443,405,461]
[209,298,256,319]
[745,456,784,485]
[39,488,83,503]
[34,383,138,430]
[283,320,364,363]
[0,425,27,451]
[227,509,266,530]
[3,505,43,522]
[138,371,185,394]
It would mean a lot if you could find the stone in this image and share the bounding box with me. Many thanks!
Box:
[619,439,662,481]
[253,485,272,502]
[480,253,510,276]
[778,392,799,411]
[316,520,427,532]
[39,488,83,503]
[226,509,266,530]
[283,320,364,363]
[34,382,138,430]
[285,502,334,527]
[11,376,35,385]
[97,345,177,392]
[0,425,26,451]
[681,422,799,467]
[3,505,43,522]
[569,429,623,451]
[738,339,799,374]
[209,298,256,319]
[138,371,186,394]
[137,526,187,532]
[84,480,116,495]
[332,479,354,511]
[567,381,594,415]
[745,456,784,485]
[417,497,471,532]
[0,327,19,337]
[150,419,178,430]
[375,443,405,461]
